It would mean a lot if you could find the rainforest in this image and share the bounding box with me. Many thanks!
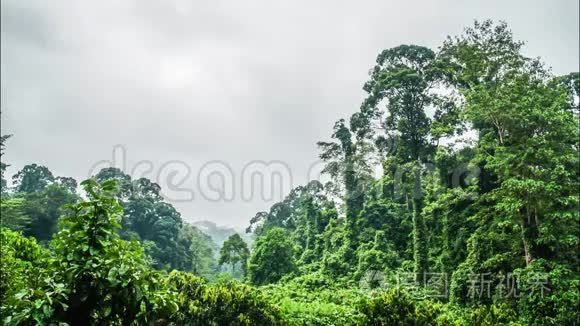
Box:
[1,19,579,325]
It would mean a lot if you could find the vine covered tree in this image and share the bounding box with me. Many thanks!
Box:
[219,233,250,278]
[1,18,578,325]
[248,227,297,285]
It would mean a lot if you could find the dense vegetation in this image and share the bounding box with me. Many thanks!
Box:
[1,20,578,325]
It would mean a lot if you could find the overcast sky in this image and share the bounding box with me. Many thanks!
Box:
[1,0,578,229]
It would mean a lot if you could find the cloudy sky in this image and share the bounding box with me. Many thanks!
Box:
[2,0,578,229]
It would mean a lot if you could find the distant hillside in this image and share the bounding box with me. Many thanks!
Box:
[192,220,253,248]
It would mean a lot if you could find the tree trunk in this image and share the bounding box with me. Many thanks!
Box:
[520,221,532,266]
[413,197,429,284]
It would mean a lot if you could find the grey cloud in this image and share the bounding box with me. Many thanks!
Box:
[1,0,578,229]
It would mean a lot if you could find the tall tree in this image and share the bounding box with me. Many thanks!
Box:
[48,179,173,325]
[248,227,297,285]
[0,134,12,193]
[12,164,55,193]
[219,233,250,278]
[0,197,30,231]
[173,224,218,277]
[363,44,436,162]
[317,119,374,243]
[21,184,78,241]
[93,168,186,270]
[187,227,218,278]
[55,176,78,193]
[361,44,438,281]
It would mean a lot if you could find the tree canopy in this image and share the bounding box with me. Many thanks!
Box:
[1,19,578,325]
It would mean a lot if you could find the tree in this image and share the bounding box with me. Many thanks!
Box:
[317,118,376,271]
[4,179,176,324]
[464,71,578,267]
[185,225,218,278]
[354,197,411,276]
[55,176,78,193]
[437,20,527,91]
[94,167,133,199]
[318,119,374,225]
[50,179,175,324]
[168,223,218,276]
[248,227,296,285]
[12,164,55,193]
[219,233,249,278]
[247,180,327,236]
[246,181,337,272]
[552,72,579,109]
[363,44,436,162]
[361,44,438,281]
[4,164,79,241]
[0,134,12,193]
[0,197,30,231]
[93,168,186,270]
[20,184,78,242]
[441,19,578,265]
[1,19,579,325]
[0,227,48,322]
[165,271,280,325]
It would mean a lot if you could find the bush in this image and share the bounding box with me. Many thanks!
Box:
[2,180,177,325]
[358,288,418,325]
[515,260,580,325]
[248,227,297,286]
[0,228,49,321]
[261,273,366,325]
[166,270,281,325]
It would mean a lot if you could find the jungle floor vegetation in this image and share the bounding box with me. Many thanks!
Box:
[1,20,578,325]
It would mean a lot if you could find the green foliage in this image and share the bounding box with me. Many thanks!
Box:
[514,260,580,325]
[0,134,12,193]
[261,273,366,325]
[435,303,521,326]
[180,224,218,278]
[248,227,297,285]
[1,19,578,325]
[358,288,420,325]
[55,177,77,193]
[165,270,281,325]
[21,184,78,242]
[12,164,55,194]
[363,44,436,162]
[0,197,30,231]
[94,168,214,272]
[253,19,577,324]
[3,179,177,325]
[0,228,47,321]
[2,162,78,242]
[219,233,250,278]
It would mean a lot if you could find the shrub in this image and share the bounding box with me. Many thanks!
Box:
[166,270,281,325]
[2,180,177,325]
[358,288,418,325]
[0,228,49,322]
